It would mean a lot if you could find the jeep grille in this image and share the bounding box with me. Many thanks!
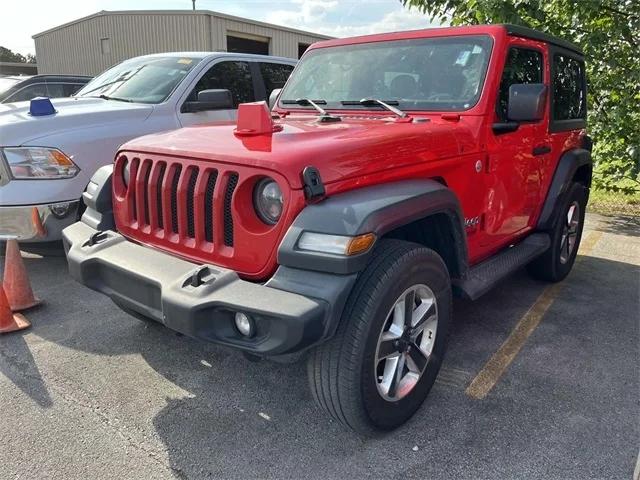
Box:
[112,152,297,279]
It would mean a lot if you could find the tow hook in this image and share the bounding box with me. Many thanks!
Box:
[84,230,109,247]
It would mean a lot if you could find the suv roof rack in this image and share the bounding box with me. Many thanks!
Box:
[503,24,583,55]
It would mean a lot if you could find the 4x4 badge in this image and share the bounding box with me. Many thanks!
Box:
[465,216,481,229]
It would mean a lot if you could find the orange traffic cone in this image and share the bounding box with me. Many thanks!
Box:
[31,207,46,238]
[3,239,41,311]
[0,281,30,334]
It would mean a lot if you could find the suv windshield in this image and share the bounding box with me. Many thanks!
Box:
[280,35,493,112]
[76,56,202,104]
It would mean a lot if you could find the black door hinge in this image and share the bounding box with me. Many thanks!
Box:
[302,166,325,202]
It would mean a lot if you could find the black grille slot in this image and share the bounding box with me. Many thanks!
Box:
[186,168,198,238]
[156,163,166,229]
[142,161,151,225]
[204,170,218,243]
[131,158,139,222]
[223,173,239,247]
[170,165,182,234]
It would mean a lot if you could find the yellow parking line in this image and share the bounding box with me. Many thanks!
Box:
[465,230,603,400]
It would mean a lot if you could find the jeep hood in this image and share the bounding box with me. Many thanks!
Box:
[121,114,476,189]
[0,97,153,146]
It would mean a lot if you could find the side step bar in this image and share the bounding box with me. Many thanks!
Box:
[454,233,551,300]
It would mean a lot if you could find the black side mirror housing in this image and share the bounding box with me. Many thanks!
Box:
[181,89,234,113]
[507,83,547,122]
[269,88,282,110]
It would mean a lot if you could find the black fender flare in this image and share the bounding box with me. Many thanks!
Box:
[277,179,468,276]
[537,148,592,230]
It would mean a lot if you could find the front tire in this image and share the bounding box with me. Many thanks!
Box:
[307,239,451,435]
[527,182,587,282]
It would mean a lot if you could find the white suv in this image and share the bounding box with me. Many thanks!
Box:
[0,52,295,242]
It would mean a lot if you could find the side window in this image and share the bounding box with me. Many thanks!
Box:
[45,83,66,98]
[7,83,48,103]
[187,61,254,108]
[552,54,586,120]
[64,83,85,96]
[259,62,294,97]
[497,47,543,121]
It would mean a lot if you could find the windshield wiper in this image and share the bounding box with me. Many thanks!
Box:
[341,98,408,118]
[78,65,145,96]
[79,80,126,96]
[87,94,134,103]
[281,98,340,122]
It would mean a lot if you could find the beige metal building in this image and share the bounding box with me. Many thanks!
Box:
[33,10,332,75]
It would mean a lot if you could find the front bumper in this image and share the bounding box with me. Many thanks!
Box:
[63,222,327,356]
[0,201,80,242]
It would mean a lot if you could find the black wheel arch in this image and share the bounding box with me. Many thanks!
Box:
[277,179,469,279]
[537,148,592,231]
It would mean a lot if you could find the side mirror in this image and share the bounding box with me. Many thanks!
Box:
[507,83,547,122]
[268,88,282,110]
[181,89,233,113]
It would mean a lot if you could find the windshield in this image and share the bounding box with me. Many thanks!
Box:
[280,35,493,112]
[0,77,22,96]
[75,56,202,104]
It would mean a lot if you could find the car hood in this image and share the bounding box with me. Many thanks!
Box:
[0,97,154,145]
[121,114,479,189]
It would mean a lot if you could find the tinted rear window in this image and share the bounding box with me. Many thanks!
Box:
[553,54,586,120]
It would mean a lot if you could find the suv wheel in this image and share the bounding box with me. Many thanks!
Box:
[307,239,451,435]
[528,182,587,282]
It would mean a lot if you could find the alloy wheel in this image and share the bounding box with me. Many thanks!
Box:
[374,284,438,402]
[560,201,580,264]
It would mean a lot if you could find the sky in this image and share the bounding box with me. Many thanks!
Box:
[1,0,440,56]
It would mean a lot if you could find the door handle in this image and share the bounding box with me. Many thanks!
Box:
[532,145,551,156]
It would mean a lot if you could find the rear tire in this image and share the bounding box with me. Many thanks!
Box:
[527,182,587,282]
[307,239,451,435]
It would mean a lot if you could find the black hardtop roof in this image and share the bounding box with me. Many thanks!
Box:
[503,24,583,55]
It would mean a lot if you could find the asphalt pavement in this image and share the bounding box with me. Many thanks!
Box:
[0,213,638,479]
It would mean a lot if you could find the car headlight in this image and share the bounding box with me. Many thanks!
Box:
[1,147,79,179]
[253,177,283,225]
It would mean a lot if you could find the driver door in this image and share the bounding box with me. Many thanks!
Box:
[178,60,255,127]
[482,42,548,248]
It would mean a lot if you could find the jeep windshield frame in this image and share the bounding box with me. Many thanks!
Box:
[279,35,494,113]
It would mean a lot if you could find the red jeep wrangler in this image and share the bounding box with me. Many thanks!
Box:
[64,24,591,434]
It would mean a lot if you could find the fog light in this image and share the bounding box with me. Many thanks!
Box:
[49,202,72,219]
[234,312,255,337]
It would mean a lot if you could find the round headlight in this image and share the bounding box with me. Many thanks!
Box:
[254,178,283,225]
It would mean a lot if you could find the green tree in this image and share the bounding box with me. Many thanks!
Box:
[0,46,27,63]
[402,0,640,193]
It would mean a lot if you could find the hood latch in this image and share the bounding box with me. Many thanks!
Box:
[302,166,325,202]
